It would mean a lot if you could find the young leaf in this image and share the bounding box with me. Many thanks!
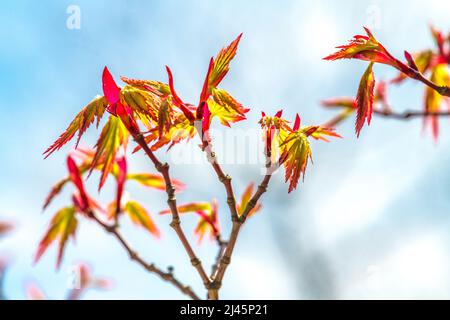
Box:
[157,98,173,136]
[43,96,107,158]
[124,201,160,237]
[259,110,290,161]
[126,173,185,191]
[210,88,249,124]
[120,85,159,122]
[209,33,243,88]
[120,76,171,97]
[306,126,342,142]
[196,58,215,133]
[355,62,375,137]
[424,63,450,140]
[159,201,219,243]
[102,66,121,106]
[236,183,262,218]
[321,97,357,109]
[67,156,90,211]
[44,148,120,210]
[391,50,433,84]
[34,206,78,269]
[115,156,127,212]
[103,67,143,135]
[135,116,197,152]
[404,51,419,70]
[165,66,195,122]
[159,202,211,215]
[43,178,70,210]
[193,201,219,244]
[324,27,406,72]
[207,100,247,128]
[90,116,129,190]
[430,25,446,56]
[278,114,340,193]
[280,132,312,193]
[199,57,215,107]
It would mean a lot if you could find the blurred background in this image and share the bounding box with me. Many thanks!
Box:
[1,0,450,299]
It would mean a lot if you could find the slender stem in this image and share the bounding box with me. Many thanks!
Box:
[133,134,211,291]
[323,107,450,129]
[412,70,450,97]
[373,109,450,119]
[89,212,200,300]
[211,235,228,277]
[195,126,239,222]
[322,109,353,128]
[212,171,273,288]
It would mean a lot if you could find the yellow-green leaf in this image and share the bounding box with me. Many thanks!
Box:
[91,116,129,190]
[236,183,262,218]
[44,96,107,158]
[280,132,312,193]
[124,201,160,237]
[209,33,242,88]
[34,206,78,269]
[424,63,450,140]
[126,173,185,191]
[355,62,375,137]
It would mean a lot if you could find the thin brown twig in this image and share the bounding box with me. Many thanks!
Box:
[89,212,200,300]
[322,107,450,129]
[133,134,211,292]
[373,109,450,119]
[211,234,228,277]
[410,69,450,97]
[212,168,273,292]
[196,126,239,222]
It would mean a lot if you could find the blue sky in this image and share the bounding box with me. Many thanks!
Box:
[1,0,450,299]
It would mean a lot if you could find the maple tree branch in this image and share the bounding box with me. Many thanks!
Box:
[211,168,273,293]
[409,69,450,97]
[323,107,450,129]
[373,109,450,119]
[133,134,211,291]
[196,128,239,222]
[211,234,228,277]
[89,212,200,300]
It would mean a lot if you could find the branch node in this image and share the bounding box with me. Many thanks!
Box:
[258,183,268,193]
[183,285,192,293]
[219,174,232,183]
[170,218,180,228]
[227,196,235,206]
[190,258,201,266]
[247,199,257,210]
[208,281,222,290]
[129,251,138,260]
[104,224,116,233]
[220,256,231,265]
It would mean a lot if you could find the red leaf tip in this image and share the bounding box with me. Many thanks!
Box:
[293,114,301,131]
